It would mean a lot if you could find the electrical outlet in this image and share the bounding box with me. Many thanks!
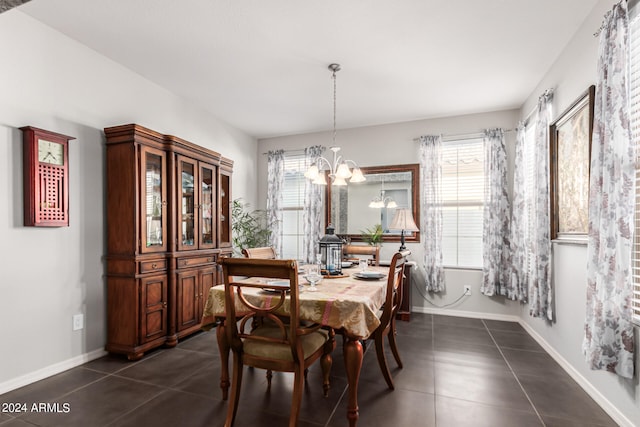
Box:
[463,285,471,296]
[73,314,84,331]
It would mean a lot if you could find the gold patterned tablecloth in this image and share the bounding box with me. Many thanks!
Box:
[201,269,388,339]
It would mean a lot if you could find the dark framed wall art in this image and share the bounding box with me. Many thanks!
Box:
[549,85,595,242]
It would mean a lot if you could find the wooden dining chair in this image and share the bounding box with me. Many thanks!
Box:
[343,244,379,266]
[241,245,279,382]
[220,257,335,427]
[367,249,410,390]
[242,246,277,259]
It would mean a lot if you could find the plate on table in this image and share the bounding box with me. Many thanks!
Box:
[261,280,290,293]
[341,261,354,268]
[352,272,386,281]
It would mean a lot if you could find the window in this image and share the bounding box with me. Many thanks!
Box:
[441,137,484,268]
[630,5,640,325]
[281,153,306,260]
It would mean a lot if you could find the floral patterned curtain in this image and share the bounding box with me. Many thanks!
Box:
[303,145,325,264]
[583,1,635,379]
[266,150,284,256]
[507,123,529,302]
[528,91,553,320]
[419,135,445,292]
[481,128,511,296]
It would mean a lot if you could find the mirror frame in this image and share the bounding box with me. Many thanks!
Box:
[325,163,420,244]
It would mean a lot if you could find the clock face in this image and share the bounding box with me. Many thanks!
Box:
[38,139,64,166]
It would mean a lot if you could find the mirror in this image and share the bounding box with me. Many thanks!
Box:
[325,164,420,243]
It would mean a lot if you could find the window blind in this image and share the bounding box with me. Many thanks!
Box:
[281,153,306,260]
[630,6,640,325]
[441,138,484,268]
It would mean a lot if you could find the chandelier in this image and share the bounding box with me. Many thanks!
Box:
[369,190,398,209]
[368,178,397,208]
[304,64,365,186]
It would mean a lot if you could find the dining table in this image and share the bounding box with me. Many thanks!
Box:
[201,265,390,427]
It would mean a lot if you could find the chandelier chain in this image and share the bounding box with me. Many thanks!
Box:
[332,68,337,145]
[303,63,365,186]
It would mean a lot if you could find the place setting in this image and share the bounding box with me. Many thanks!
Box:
[352,259,386,281]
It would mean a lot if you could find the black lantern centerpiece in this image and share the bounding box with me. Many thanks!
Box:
[319,224,343,275]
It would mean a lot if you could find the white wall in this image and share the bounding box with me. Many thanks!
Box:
[518,0,640,425]
[0,11,257,392]
[258,109,520,319]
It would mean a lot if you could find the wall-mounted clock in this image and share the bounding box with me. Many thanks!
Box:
[21,126,75,227]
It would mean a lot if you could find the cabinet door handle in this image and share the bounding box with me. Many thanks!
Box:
[151,263,157,269]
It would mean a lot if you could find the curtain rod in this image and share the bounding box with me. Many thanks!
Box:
[594,0,629,37]
[261,148,306,155]
[412,129,514,143]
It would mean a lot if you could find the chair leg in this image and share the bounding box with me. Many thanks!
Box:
[216,320,230,400]
[374,333,394,390]
[224,353,244,427]
[321,328,335,397]
[289,365,305,427]
[266,369,273,387]
[320,351,333,397]
[388,318,403,369]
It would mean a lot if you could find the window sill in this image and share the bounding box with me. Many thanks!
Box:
[443,265,482,271]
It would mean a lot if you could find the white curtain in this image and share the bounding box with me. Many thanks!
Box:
[303,145,325,264]
[528,91,553,320]
[481,128,511,296]
[419,135,445,292]
[583,1,635,379]
[266,150,284,256]
[507,123,529,302]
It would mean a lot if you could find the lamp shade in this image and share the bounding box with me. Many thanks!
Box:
[389,208,419,232]
[349,167,366,183]
[389,208,418,251]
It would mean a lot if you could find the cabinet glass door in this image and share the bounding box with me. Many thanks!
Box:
[141,146,166,253]
[219,169,232,247]
[178,156,198,251]
[200,163,216,249]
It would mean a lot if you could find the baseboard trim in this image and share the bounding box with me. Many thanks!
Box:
[411,306,633,427]
[0,348,107,395]
[412,306,520,322]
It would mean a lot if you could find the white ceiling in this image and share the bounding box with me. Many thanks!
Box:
[18,0,599,139]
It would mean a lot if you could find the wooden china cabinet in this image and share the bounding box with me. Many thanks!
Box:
[104,124,233,360]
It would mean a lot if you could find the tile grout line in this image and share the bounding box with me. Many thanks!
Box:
[323,379,349,427]
[103,388,170,427]
[481,319,546,427]
[432,314,439,426]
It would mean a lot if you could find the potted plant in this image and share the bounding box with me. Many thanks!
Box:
[361,224,384,247]
[231,198,272,256]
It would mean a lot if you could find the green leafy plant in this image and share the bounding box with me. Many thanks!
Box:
[361,224,384,246]
[231,198,272,256]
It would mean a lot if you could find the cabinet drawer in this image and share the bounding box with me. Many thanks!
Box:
[177,255,215,268]
[140,259,167,273]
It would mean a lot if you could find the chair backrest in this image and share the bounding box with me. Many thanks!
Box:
[219,257,307,359]
[379,250,411,326]
[343,244,380,266]
[242,246,277,259]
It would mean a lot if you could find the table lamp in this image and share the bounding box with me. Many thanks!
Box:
[389,208,419,251]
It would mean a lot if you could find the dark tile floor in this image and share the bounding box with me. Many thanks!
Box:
[0,314,618,427]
